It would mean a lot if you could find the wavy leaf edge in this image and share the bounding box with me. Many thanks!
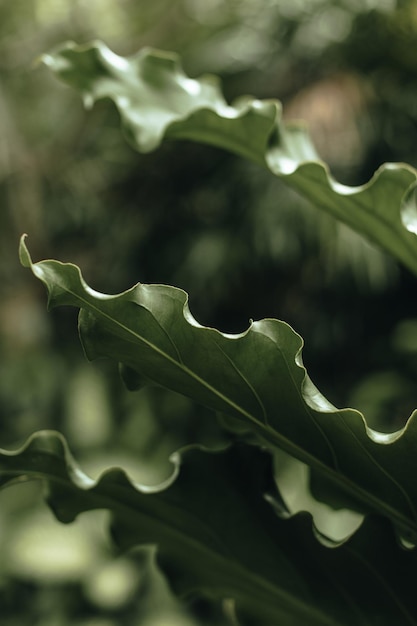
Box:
[20,234,417,550]
[19,233,415,450]
[2,428,417,626]
[0,427,398,551]
[40,40,417,192]
[39,40,417,275]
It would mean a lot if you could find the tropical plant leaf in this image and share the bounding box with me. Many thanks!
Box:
[41,41,417,275]
[20,236,417,545]
[1,429,416,626]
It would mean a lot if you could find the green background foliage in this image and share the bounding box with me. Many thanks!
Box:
[3,1,417,624]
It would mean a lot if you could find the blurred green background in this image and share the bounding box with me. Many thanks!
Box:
[2,0,417,624]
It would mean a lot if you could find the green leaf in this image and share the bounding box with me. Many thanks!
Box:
[41,41,417,275]
[20,236,417,545]
[1,430,417,626]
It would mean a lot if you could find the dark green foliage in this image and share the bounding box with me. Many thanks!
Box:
[4,4,417,625]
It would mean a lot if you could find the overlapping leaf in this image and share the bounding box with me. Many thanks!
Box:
[20,237,417,544]
[1,429,417,625]
[41,41,417,274]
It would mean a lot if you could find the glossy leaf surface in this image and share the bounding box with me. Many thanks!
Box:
[41,41,417,274]
[20,237,417,544]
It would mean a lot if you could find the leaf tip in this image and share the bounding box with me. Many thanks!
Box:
[19,234,32,268]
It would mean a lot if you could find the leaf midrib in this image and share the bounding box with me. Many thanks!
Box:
[283,165,417,275]
[42,270,417,542]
